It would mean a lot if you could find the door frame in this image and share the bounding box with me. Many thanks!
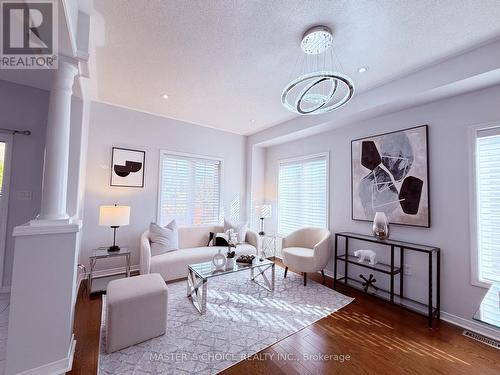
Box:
[0,133,13,291]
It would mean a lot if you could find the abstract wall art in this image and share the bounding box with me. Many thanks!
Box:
[110,147,145,187]
[351,125,430,227]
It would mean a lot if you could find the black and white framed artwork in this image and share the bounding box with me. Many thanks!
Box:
[110,147,145,187]
[351,125,430,227]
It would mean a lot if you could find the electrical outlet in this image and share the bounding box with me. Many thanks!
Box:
[403,264,412,276]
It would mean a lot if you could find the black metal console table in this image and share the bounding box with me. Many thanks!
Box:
[334,232,440,327]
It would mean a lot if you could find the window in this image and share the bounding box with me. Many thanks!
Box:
[474,128,500,284]
[278,153,328,235]
[158,151,221,226]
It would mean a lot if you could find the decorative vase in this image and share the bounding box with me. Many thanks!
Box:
[372,212,390,240]
[226,257,236,269]
[212,249,226,271]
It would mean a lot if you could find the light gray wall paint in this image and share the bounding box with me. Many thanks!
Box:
[0,80,48,287]
[249,145,266,231]
[263,84,500,322]
[80,101,247,271]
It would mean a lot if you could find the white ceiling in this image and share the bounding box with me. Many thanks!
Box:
[92,0,500,135]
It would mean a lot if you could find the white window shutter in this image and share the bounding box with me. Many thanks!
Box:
[159,153,221,226]
[278,155,328,235]
[476,132,500,283]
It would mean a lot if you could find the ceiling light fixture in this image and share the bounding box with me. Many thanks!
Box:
[358,66,369,73]
[161,94,169,99]
[250,119,256,123]
[281,25,354,115]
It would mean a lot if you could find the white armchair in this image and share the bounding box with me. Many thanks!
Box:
[282,227,332,286]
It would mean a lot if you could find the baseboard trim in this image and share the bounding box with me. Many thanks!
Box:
[323,269,334,278]
[76,271,86,291]
[15,335,76,375]
[440,311,500,341]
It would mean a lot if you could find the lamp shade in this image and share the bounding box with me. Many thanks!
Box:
[256,204,272,218]
[99,205,130,227]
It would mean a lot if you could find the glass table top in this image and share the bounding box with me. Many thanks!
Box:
[337,232,439,252]
[473,283,500,329]
[189,258,273,279]
[91,247,130,259]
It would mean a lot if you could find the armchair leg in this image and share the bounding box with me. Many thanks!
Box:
[284,267,288,278]
[304,272,307,286]
[321,270,325,284]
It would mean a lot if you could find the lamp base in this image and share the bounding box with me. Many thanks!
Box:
[108,245,120,252]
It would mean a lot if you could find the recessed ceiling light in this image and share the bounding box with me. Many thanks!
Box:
[358,66,369,73]
[161,94,169,99]
[250,119,256,123]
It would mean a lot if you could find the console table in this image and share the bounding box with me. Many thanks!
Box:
[334,232,440,327]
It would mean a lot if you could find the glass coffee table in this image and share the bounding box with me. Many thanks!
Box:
[187,258,275,314]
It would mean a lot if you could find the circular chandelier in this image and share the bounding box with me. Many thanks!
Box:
[281,25,355,115]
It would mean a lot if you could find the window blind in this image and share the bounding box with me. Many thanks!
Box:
[158,152,221,226]
[476,131,500,283]
[278,155,328,236]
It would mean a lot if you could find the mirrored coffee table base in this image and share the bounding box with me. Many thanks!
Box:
[187,258,275,314]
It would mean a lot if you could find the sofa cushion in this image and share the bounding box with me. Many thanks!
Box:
[282,247,315,272]
[177,225,224,249]
[149,221,178,256]
[150,244,257,281]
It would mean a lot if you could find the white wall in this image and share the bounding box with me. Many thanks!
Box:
[262,84,500,323]
[0,80,48,287]
[80,102,247,271]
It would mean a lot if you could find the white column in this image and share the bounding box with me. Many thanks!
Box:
[38,61,78,221]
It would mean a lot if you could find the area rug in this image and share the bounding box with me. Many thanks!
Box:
[98,267,353,374]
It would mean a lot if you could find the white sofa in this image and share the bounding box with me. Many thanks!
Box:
[140,225,258,281]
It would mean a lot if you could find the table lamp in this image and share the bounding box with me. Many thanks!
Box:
[99,204,130,251]
[256,204,272,236]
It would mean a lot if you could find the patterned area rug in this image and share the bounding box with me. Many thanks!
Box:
[99,266,353,374]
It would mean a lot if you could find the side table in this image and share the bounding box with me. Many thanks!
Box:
[88,247,131,295]
[260,235,277,260]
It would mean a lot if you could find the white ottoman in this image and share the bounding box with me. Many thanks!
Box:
[106,273,168,353]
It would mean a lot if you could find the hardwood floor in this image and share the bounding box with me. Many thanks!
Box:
[68,265,500,375]
[68,283,102,375]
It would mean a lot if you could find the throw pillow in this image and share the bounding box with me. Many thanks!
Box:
[149,220,178,256]
[224,219,248,244]
[207,232,215,246]
[213,232,229,246]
